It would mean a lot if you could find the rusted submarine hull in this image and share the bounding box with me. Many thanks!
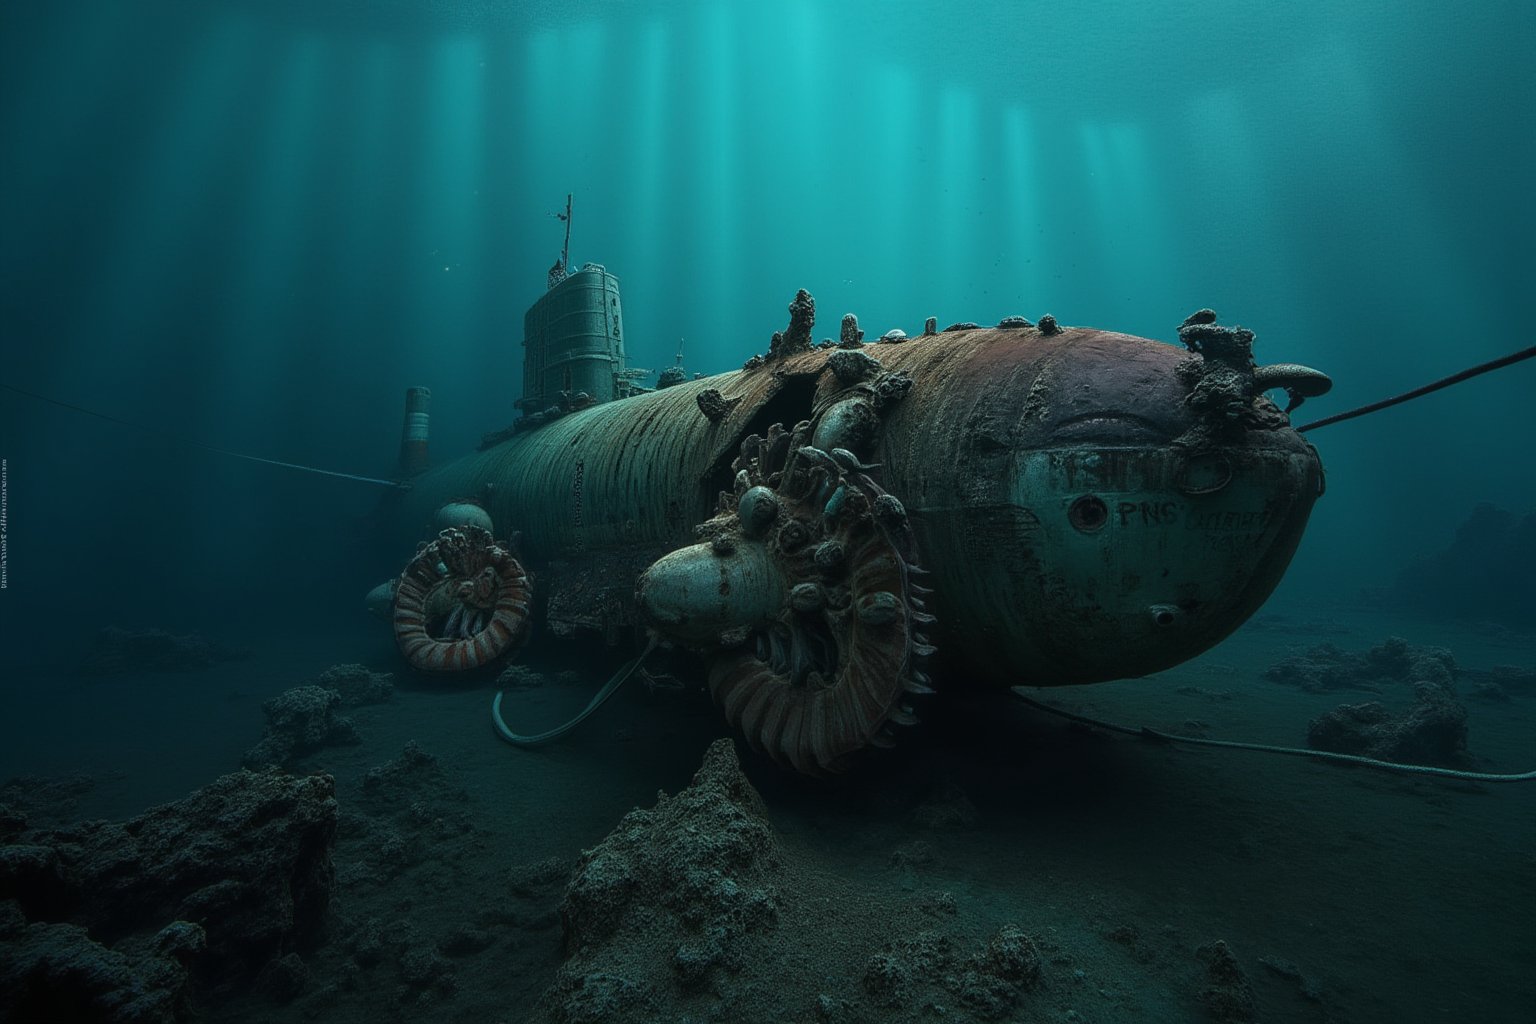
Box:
[870,327,1321,683]
[384,320,1323,691]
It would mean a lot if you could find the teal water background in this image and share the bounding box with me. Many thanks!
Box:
[1,0,1531,638]
[1,7,1533,1023]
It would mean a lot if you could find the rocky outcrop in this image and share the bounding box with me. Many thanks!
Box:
[1273,638,1473,766]
[0,769,337,1010]
[559,738,780,963]
[1265,636,1455,694]
[0,902,204,1024]
[533,739,782,1021]
[533,739,1046,1024]
[1307,682,1469,767]
[243,685,360,769]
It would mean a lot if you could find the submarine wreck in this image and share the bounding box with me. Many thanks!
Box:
[369,243,1331,775]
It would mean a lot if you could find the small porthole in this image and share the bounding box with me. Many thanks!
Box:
[1068,495,1109,533]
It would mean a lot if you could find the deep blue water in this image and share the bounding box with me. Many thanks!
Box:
[2,0,1533,639]
[0,3,1532,1022]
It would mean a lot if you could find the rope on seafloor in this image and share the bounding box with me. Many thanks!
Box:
[1009,689,1536,783]
[1295,345,1536,433]
[492,635,660,746]
[0,383,409,489]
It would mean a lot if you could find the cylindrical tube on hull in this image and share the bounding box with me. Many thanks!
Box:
[398,387,431,478]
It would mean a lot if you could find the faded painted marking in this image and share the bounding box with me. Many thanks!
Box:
[1183,508,1273,532]
[1116,501,1179,526]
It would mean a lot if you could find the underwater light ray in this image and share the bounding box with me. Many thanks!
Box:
[1174,88,1298,321]
[1275,34,1531,516]
[210,31,329,424]
[406,34,488,372]
[36,16,254,394]
[1293,33,1502,363]
[1074,118,1139,318]
[476,33,531,405]
[693,1,741,349]
[999,104,1047,316]
[761,0,827,274]
[534,21,608,190]
[376,38,451,375]
[935,86,979,314]
[318,36,399,375]
[0,2,142,248]
[610,20,670,374]
[853,65,918,330]
[256,32,409,476]
[516,29,566,272]
[1102,121,1180,325]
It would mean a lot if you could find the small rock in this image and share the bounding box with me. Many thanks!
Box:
[152,920,206,961]
[399,947,453,989]
[315,663,395,706]
[1196,940,1255,1023]
[438,923,495,957]
[496,664,547,690]
[256,952,309,1004]
[889,840,936,869]
[912,782,979,830]
[243,686,359,769]
[508,855,569,896]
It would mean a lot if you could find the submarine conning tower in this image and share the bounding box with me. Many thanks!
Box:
[517,262,640,411]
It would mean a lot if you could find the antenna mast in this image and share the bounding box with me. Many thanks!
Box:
[560,193,572,272]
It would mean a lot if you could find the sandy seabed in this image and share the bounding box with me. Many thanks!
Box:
[2,602,1532,1024]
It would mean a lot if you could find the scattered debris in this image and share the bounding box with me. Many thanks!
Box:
[862,924,1042,1020]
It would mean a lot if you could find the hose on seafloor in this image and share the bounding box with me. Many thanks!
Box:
[1010,689,1536,783]
[491,635,660,746]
